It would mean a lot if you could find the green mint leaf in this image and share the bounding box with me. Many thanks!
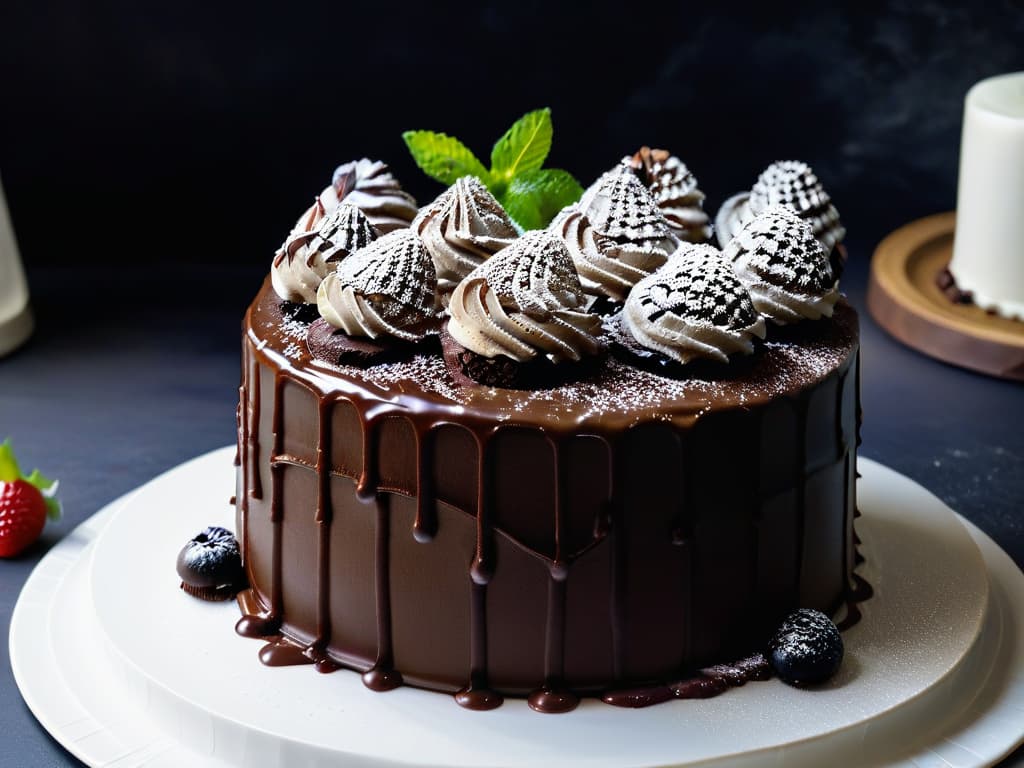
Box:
[490,108,553,186]
[499,168,584,231]
[402,130,490,187]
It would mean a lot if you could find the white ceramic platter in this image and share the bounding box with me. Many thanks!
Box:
[10,448,1024,767]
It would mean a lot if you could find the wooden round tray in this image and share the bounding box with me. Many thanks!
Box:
[868,212,1024,382]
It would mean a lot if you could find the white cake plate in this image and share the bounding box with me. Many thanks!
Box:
[10,448,1024,768]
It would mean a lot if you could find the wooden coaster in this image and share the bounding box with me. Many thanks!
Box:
[867,212,1024,381]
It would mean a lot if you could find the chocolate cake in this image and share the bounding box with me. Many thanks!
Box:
[233,146,861,713]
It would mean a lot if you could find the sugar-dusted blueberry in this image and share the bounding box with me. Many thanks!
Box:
[176,525,244,601]
[767,608,844,686]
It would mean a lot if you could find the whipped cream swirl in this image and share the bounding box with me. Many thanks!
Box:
[332,159,418,233]
[272,204,378,303]
[724,205,839,324]
[715,160,845,252]
[413,176,518,300]
[317,230,438,342]
[628,147,711,243]
[554,166,678,301]
[623,244,766,365]
[447,230,601,363]
[549,210,639,302]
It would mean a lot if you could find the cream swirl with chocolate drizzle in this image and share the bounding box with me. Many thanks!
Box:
[271,204,378,304]
[447,230,601,363]
[724,205,839,324]
[331,159,419,233]
[549,210,635,303]
[413,176,518,301]
[317,229,438,341]
[553,167,678,301]
[627,147,711,243]
[715,160,845,253]
[623,244,766,364]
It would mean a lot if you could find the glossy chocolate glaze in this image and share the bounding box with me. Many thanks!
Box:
[235,278,861,712]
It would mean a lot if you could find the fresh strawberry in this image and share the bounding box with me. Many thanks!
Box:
[0,440,61,558]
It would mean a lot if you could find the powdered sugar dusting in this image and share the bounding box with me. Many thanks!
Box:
[314,310,855,426]
[263,283,856,429]
[725,205,834,293]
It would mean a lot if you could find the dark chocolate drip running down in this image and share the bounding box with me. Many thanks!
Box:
[233,282,868,712]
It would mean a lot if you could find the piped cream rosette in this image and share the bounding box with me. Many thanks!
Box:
[413,176,518,301]
[447,230,602,363]
[317,229,439,342]
[330,158,418,233]
[282,158,417,244]
[623,244,766,365]
[715,160,845,253]
[627,147,711,243]
[723,205,840,325]
[551,168,678,301]
[271,204,378,303]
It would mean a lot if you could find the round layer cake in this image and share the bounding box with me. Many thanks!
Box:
[234,278,860,708]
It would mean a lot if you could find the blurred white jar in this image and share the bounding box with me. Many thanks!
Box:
[949,72,1024,320]
[0,176,33,356]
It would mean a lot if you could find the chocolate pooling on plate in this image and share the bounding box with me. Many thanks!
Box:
[447,229,602,364]
[724,205,840,324]
[627,147,711,243]
[317,229,439,342]
[622,243,766,365]
[271,203,378,304]
[553,167,678,301]
[413,176,518,302]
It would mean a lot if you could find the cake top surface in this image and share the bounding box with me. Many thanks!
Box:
[259,111,856,428]
[252,278,857,433]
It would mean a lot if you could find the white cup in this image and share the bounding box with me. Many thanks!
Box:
[0,176,33,357]
[949,72,1024,320]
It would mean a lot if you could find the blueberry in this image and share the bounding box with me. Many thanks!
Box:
[176,526,244,601]
[767,608,843,686]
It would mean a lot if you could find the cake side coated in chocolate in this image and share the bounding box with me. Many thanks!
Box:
[234,277,860,710]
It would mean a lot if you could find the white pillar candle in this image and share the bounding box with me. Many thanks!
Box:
[949,72,1024,320]
[0,177,33,357]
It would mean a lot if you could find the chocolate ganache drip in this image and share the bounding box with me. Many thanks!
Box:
[622,243,766,364]
[332,159,419,233]
[317,229,439,341]
[271,204,378,304]
[447,230,602,363]
[413,176,518,302]
[627,147,712,244]
[724,205,840,325]
[235,274,863,711]
[552,167,678,302]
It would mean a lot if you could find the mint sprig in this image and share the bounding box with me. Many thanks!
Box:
[501,169,584,232]
[402,131,490,188]
[489,108,553,197]
[402,108,581,231]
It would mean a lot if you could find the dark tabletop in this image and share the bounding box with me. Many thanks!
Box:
[2,0,1024,762]
[1,233,1022,766]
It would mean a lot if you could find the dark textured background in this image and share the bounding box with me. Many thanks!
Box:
[2,0,1024,269]
[2,2,1024,766]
